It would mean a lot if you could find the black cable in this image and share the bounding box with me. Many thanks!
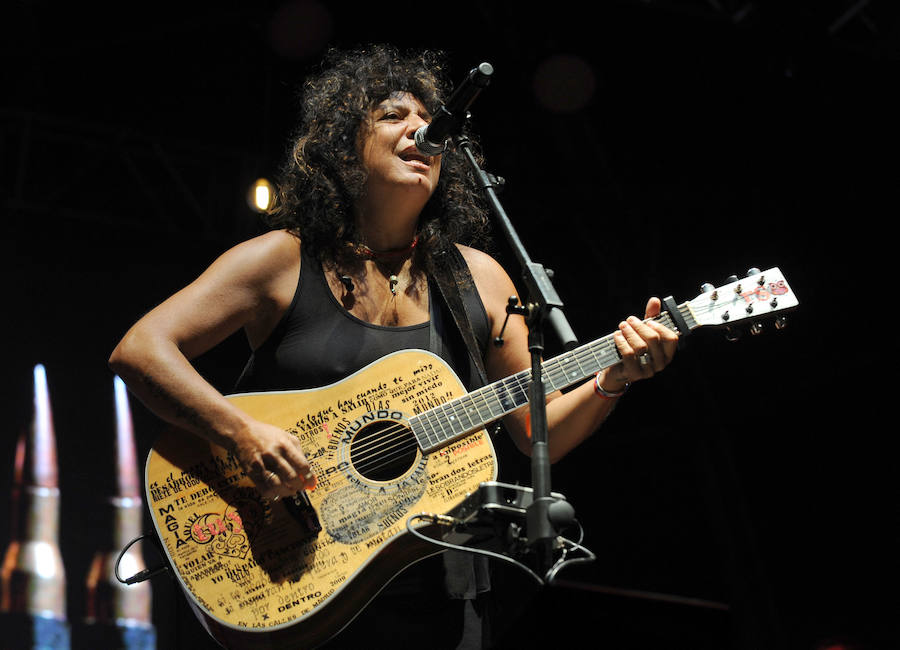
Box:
[113,533,170,585]
[405,512,596,587]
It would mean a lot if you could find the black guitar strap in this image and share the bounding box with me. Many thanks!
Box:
[428,244,494,600]
[429,244,489,388]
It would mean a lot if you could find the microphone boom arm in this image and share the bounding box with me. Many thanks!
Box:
[415,62,494,155]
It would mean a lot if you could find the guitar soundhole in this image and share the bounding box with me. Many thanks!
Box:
[349,420,419,482]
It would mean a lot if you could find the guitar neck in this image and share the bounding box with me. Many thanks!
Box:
[411,304,697,452]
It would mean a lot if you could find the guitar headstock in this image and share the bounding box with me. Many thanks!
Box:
[686,267,799,336]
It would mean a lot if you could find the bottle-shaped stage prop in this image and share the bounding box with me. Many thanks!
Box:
[76,376,156,649]
[0,364,70,648]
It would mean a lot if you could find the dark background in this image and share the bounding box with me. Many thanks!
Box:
[2,1,897,648]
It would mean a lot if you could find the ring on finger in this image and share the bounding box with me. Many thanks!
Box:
[266,470,278,483]
[638,352,652,367]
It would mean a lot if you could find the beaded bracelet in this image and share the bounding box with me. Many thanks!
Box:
[594,373,629,399]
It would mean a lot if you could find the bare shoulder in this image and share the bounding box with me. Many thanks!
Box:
[454,245,532,382]
[454,244,519,327]
[222,229,300,277]
[197,229,300,298]
[455,244,511,285]
[203,230,301,347]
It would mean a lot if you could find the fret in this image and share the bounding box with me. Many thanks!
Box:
[415,303,702,452]
[508,372,530,407]
[409,414,428,449]
[585,339,608,376]
[467,386,499,428]
[595,337,620,371]
[583,343,603,373]
[568,350,591,383]
[556,361,575,390]
[511,372,530,405]
[559,352,580,386]
[541,358,567,393]
[440,398,468,437]
[538,359,554,391]
[415,410,438,449]
[423,407,447,447]
[496,376,521,413]
[429,404,453,443]
[460,394,480,429]
[478,387,503,421]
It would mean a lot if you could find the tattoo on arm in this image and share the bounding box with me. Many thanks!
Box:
[138,371,211,435]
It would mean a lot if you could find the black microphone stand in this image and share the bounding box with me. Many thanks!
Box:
[449,79,580,578]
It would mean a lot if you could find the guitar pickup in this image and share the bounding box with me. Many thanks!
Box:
[284,491,322,538]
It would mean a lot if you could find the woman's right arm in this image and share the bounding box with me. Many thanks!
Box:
[108,230,314,498]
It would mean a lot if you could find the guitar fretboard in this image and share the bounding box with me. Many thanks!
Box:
[410,306,696,452]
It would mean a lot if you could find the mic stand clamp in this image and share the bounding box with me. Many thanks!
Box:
[442,481,572,556]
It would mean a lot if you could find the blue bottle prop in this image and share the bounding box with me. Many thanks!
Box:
[75,376,156,649]
[0,364,70,649]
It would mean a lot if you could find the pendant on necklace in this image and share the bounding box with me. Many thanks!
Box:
[389,275,399,296]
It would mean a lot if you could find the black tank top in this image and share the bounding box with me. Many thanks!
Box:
[234,247,489,394]
[233,246,495,615]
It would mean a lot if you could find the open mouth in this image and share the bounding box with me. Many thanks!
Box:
[399,149,431,166]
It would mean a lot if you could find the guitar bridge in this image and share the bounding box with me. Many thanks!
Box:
[284,491,322,537]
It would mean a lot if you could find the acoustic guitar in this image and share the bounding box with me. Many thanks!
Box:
[145,267,798,648]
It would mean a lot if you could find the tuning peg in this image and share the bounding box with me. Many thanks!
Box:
[724,326,742,342]
[700,282,718,300]
[725,275,744,294]
[746,267,767,285]
[750,322,763,335]
[775,317,787,330]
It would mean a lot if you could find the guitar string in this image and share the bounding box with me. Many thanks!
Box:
[341,336,623,475]
[352,311,683,474]
[354,360,540,471]
[350,336,618,461]
[352,356,620,476]
[352,309,696,477]
[354,440,419,475]
[352,428,418,468]
[328,309,689,475]
[348,329,625,458]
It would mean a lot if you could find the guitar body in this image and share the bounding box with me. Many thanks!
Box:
[145,350,497,649]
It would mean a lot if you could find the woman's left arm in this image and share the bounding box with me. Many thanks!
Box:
[459,246,679,462]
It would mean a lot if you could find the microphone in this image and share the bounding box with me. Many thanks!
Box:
[415,62,493,156]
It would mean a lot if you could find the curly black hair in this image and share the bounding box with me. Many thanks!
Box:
[265,44,492,271]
